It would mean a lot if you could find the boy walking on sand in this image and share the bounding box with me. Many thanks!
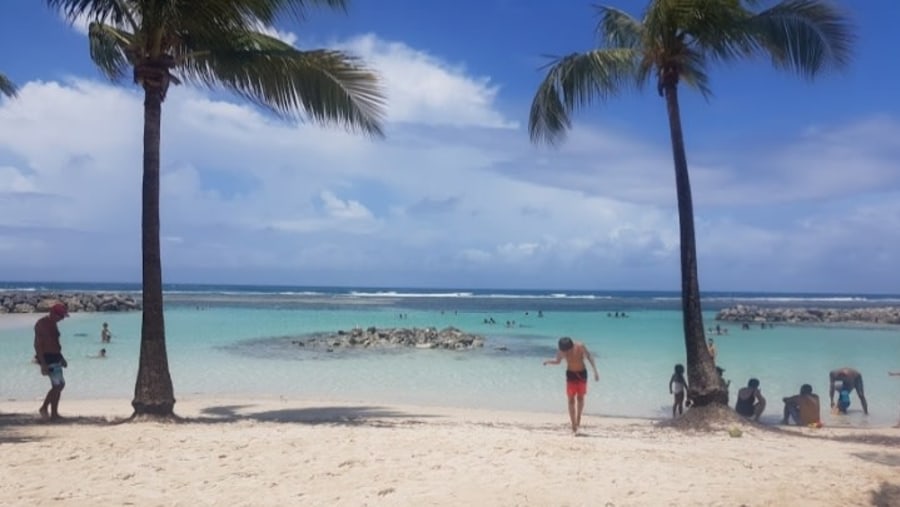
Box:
[543,337,600,434]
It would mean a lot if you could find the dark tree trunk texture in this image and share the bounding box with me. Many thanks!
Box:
[662,76,728,407]
[132,76,176,417]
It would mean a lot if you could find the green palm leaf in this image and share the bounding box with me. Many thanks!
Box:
[88,21,132,81]
[530,49,639,145]
[182,33,385,136]
[0,73,16,98]
[748,0,853,77]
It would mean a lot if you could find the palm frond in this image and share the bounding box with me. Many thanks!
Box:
[238,0,349,23]
[678,46,713,98]
[0,73,17,98]
[529,48,639,145]
[596,5,645,49]
[48,0,138,31]
[180,32,385,137]
[89,21,132,81]
[747,0,853,77]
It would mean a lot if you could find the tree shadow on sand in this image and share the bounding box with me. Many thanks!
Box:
[870,482,900,507]
[183,404,439,428]
[0,411,124,444]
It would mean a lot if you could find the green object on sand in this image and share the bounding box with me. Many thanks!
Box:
[728,427,743,438]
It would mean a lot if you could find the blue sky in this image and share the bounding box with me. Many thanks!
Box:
[1,0,899,292]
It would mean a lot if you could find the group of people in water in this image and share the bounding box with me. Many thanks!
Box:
[669,357,881,426]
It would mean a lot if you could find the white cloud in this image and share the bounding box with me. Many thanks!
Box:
[0,67,899,291]
[340,34,518,129]
[57,13,515,130]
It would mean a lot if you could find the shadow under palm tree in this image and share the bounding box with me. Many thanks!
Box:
[186,404,439,427]
[870,481,900,507]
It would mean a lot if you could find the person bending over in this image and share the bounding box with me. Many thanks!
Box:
[829,368,868,415]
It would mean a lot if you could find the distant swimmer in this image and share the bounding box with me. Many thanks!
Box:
[707,338,717,362]
[101,322,112,343]
[829,368,868,415]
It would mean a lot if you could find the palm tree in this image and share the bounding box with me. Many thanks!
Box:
[530,0,851,407]
[0,73,16,98]
[49,0,385,417]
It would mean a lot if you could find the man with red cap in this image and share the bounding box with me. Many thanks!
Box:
[34,302,69,420]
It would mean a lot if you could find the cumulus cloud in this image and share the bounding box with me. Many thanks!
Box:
[339,34,518,129]
[0,68,898,290]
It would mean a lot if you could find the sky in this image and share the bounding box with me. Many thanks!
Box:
[1,0,899,293]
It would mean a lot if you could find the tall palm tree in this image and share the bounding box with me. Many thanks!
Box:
[49,0,385,417]
[0,73,16,98]
[530,0,851,407]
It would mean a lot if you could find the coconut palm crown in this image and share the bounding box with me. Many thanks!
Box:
[530,0,852,407]
[49,0,386,417]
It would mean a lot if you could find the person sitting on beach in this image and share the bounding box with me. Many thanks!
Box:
[829,368,868,415]
[543,337,600,434]
[735,378,766,422]
[669,364,688,418]
[781,384,820,425]
[101,322,111,343]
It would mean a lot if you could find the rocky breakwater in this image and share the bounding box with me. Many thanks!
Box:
[0,292,141,314]
[295,326,485,350]
[716,304,900,325]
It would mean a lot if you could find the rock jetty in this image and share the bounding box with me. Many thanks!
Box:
[294,326,485,350]
[716,305,900,325]
[0,292,140,314]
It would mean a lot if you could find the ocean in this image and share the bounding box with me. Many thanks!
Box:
[2,282,899,427]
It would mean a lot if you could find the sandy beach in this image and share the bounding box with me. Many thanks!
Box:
[1,397,898,507]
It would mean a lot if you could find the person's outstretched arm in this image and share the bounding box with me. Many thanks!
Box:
[543,351,562,366]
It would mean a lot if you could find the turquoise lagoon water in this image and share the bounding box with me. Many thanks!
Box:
[1,284,899,427]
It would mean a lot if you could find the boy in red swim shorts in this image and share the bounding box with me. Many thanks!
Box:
[543,337,600,434]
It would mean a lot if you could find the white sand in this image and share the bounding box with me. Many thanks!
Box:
[1,396,898,506]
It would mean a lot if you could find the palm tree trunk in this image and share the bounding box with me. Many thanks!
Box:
[662,81,728,407]
[132,83,176,417]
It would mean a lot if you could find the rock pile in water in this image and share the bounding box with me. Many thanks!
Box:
[715,305,900,325]
[294,326,485,350]
[0,292,141,314]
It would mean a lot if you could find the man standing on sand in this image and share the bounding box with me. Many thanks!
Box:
[829,367,868,415]
[543,337,600,434]
[34,303,69,421]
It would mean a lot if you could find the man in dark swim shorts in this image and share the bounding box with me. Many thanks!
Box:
[829,367,868,415]
[543,337,600,434]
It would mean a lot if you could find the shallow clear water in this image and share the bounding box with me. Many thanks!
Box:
[2,289,899,427]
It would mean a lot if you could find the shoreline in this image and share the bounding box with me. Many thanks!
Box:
[1,396,898,506]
